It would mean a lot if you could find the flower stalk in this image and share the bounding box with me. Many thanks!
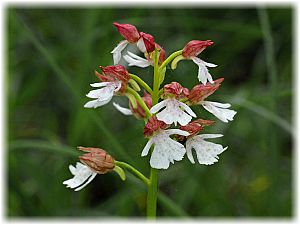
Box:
[146,49,160,219]
[159,50,183,71]
[115,161,149,185]
[129,73,153,94]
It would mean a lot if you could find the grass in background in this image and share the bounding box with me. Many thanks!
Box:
[7,6,292,217]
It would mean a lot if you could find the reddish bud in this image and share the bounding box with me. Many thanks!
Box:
[182,40,214,58]
[130,91,153,119]
[177,119,215,141]
[144,116,168,137]
[145,43,166,66]
[188,78,224,104]
[113,22,140,43]
[162,82,190,100]
[96,65,130,93]
[78,147,115,174]
[140,32,155,53]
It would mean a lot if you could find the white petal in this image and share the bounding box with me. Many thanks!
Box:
[84,82,120,108]
[74,172,97,191]
[123,51,152,68]
[192,57,215,85]
[111,40,129,65]
[113,102,133,115]
[178,101,197,117]
[185,141,195,164]
[63,162,96,190]
[154,99,194,126]
[137,38,146,53]
[186,135,227,165]
[202,101,237,123]
[141,139,154,156]
[90,82,110,88]
[127,51,148,61]
[150,99,168,114]
[198,134,223,139]
[207,101,231,108]
[150,145,171,169]
[84,98,112,108]
[149,131,186,169]
[202,60,218,68]
[165,129,190,136]
[86,84,115,99]
[69,165,76,175]
[156,109,177,125]
[84,100,100,108]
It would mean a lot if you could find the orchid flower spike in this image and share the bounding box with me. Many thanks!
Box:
[150,82,196,126]
[188,78,237,123]
[63,147,115,191]
[112,23,155,64]
[142,117,190,169]
[84,65,130,108]
[172,40,217,85]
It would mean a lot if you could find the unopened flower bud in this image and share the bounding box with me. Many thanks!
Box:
[145,43,166,66]
[144,116,168,137]
[162,82,190,100]
[188,78,224,104]
[177,119,215,141]
[113,22,140,43]
[96,65,130,93]
[140,32,155,53]
[182,40,214,58]
[155,43,166,64]
[78,146,115,174]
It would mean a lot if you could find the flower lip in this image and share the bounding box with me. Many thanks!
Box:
[113,22,140,43]
[186,134,227,165]
[182,40,214,58]
[188,78,224,104]
[144,116,169,137]
[63,162,97,191]
[139,32,155,53]
[162,82,190,100]
[78,146,115,174]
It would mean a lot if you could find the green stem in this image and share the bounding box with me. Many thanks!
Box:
[129,73,153,94]
[147,167,158,218]
[152,49,161,104]
[126,87,152,118]
[158,88,164,97]
[159,50,183,71]
[146,49,160,219]
[115,161,149,185]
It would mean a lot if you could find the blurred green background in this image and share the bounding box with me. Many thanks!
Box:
[7,6,293,217]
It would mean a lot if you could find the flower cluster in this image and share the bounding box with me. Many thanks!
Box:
[64,22,236,190]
